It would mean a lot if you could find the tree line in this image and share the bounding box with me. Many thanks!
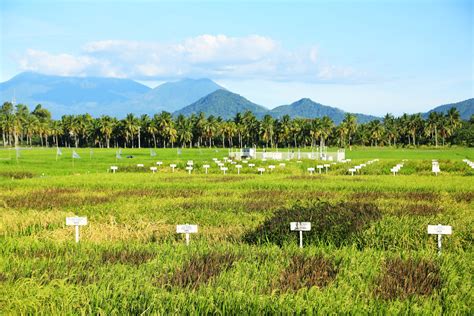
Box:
[1,101,473,149]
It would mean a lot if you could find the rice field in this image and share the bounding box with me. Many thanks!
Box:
[0,147,473,314]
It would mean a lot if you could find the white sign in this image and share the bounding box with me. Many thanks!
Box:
[150,167,157,173]
[203,164,210,174]
[170,164,177,172]
[110,166,118,173]
[66,217,88,226]
[66,216,88,243]
[427,224,452,255]
[137,164,144,168]
[185,166,193,174]
[156,161,163,166]
[290,222,311,248]
[427,225,452,235]
[290,222,311,231]
[176,224,198,233]
[176,224,198,246]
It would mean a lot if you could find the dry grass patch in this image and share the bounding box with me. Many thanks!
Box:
[158,252,239,289]
[374,258,441,300]
[101,249,155,265]
[276,255,338,292]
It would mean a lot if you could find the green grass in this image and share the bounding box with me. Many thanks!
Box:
[0,147,473,314]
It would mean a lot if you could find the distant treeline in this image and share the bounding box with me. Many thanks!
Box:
[1,101,473,148]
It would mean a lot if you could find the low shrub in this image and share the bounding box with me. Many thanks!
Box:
[276,255,338,292]
[158,252,238,289]
[374,258,441,300]
[242,200,381,247]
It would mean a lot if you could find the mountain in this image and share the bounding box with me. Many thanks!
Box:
[0,72,224,118]
[270,98,379,124]
[423,98,473,120]
[0,72,151,117]
[174,89,269,119]
[137,78,224,113]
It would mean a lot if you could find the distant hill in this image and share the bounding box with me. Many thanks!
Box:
[423,98,473,120]
[0,72,151,117]
[0,72,224,117]
[270,98,379,124]
[174,89,268,119]
[135,78,224,113]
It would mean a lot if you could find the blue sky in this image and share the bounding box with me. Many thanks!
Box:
[1,0,472,115]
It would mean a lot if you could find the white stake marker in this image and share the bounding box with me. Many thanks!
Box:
[170,164,177,172]
[427,224,452,255]
[236,165,242,174]
[66,216,88,243]
[290,222,311,248]
[203,164,210,174]
[110,166,118,173]
[150,166,157,173]
[186,166,193,174]
[176,224,198,246]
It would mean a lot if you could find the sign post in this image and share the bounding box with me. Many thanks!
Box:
[290,222,311,248]
[176,224,198,246]
[427,224,452,255]
[66,216,88,243]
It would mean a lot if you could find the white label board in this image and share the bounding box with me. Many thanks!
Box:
[176,224,198,233]
[290,222,311,231]
[427,225,452,235]
[66,217,88,226]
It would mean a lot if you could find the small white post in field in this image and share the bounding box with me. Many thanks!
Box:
[66,216,88,243]
[324,164,330,173]
[150,166,157,173]
[249,163,255,168]
[257,167,265,175]
[203,164,210,174]
[176,224,198,246]
[156,161,163,167]
[110,166,118,173]
[221,167,228,174]
[268,165,275,172]
[290,222,311,248]
[427,224,452,255]
[317,165,323,174]
[137,164,144,168]
[186,166,193,174]
[170,164,177,172]
[307,167,315,175]
[279,163,286,168]
[236,165,242,174]
[348,168,356,176]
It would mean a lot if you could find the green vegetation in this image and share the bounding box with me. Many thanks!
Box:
[0,147,473,313]
[1,100,473,150]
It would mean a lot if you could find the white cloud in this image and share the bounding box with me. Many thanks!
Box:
[19,35,369,83]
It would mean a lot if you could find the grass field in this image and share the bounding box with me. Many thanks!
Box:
[0,147,473,314]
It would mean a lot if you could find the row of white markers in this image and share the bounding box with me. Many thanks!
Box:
[462,159,474,169]
[347,159,379,176]
[66,216,452,254]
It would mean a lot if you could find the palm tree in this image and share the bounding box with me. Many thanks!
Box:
[342,113,357,148]
[123,113,139,148]
[426,112,441,147]
[407,114,423,146]
[260,114,275,148]
[368,120,384,146]
[98,116,114,148]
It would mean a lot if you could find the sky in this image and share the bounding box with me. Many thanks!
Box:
[0,0,472,115]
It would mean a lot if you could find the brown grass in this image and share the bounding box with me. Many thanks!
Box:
[276,255,338,292]
[374,258,441,300]
[101,249,155,265]
[395,203,443,216]
[158,252,238,289]
[5,188,112,209]
[0,171,34,179]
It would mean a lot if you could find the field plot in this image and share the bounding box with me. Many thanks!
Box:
[0,147,473,314]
